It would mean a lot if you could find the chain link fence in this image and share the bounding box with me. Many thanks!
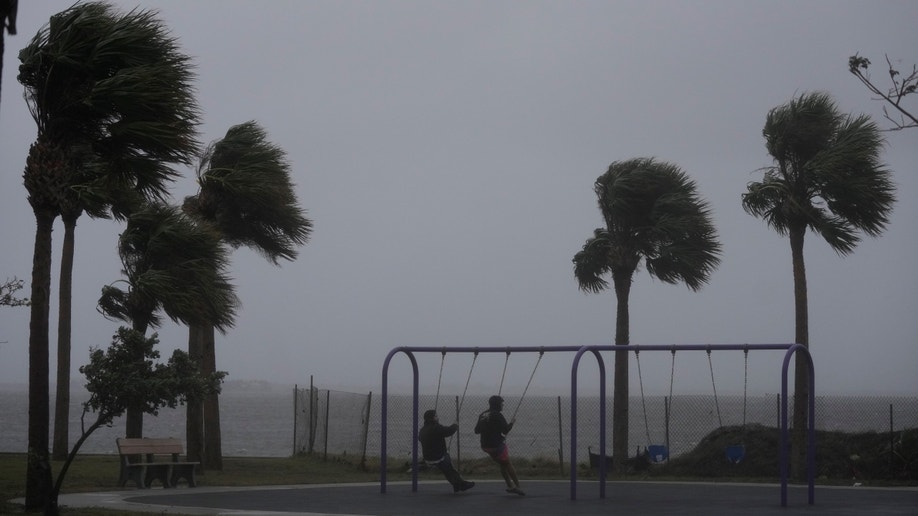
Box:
[295,386,917,475]
[293,386,373,467]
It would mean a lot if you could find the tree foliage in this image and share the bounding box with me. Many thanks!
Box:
[40,327,224,515]
[743,91,896,255]
[97,202,239,335]
[80,327,225,425]
[574,158,722,293]
[184,121,312,262]
[849,54,918,131]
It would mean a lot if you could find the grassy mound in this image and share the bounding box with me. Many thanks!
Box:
[647,424,917,483]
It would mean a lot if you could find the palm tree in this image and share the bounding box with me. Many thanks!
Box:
[182,121,312,469]
[573,157,721,472]
[98,202,239,439]
[17,0,199,478]
[0,0,17,117]
[742,91,895,477]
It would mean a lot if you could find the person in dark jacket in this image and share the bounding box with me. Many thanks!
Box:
[418,409,475,492]
[474,395,524,495]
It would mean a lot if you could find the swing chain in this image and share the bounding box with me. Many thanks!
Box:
[497,349,511,396]
[456,351,478,416]
[707,347,723,428]
[434,349,447,411]
[510,349,543,422]
[448,350,479,451]
[742,346,749,429]
[635,348,653,445]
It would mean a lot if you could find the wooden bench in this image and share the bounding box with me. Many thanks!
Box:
[116,437,198,489]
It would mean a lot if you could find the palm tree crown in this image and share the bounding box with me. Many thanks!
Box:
[183,121,312,263]
[742,91,895,255]
[18,1,200,218]
[574,157,721,293]
[98,202,239,335]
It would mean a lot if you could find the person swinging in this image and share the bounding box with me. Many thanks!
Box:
[419,409,475,493]
[475,395,524,495]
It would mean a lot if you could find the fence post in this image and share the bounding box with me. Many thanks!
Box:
[557,396,564,475]
[308,376,316,453]
[664,396,670,459]
[889,403,894,477]
[293,385,298,456]
[360,391,372,470]
[323,390,331,460]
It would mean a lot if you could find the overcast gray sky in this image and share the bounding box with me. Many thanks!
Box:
[1,1,916,398]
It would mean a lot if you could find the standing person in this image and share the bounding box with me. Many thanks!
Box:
[474,395,524,495]
[418,409,475,493]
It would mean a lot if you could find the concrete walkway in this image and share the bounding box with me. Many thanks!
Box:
[46,480,918,515]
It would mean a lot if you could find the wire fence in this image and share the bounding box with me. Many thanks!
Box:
[294,385,918,477]
[293,386,373,467]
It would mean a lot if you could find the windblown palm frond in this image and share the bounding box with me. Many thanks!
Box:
[743,91,895,256]
[102,203,239,334]
[18,1,200,219]
[578,157,722,292]
[184,121,312,264]
[573,229,614,294]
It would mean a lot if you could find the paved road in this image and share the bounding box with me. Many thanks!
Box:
[50,480,918,515]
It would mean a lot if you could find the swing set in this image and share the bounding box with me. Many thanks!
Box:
[430,348,545,426]
[382,342,815,508]
[633,345,750,465]
[381,345,582,495]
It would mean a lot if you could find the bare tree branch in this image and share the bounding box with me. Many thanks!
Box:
[1,277,29,307]
[849,53,918,131]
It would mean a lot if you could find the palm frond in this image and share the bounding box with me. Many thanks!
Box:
[186,121,312,264]
[751,91,896,254]
[576,158,721,293]
[17,1,200,219]
[573,229,614,294]
[742,173,792,235]
[112,202,239,333]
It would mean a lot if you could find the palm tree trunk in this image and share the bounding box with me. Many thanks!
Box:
[52,216,77,460]
[125,320,149,439]
[789,225,809,480]
[1,19,5,117]
[26,211,55,511]
[186,324,204,465]
[611,268,632,474]
[202,324,223,470]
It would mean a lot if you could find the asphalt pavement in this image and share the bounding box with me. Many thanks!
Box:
[38,480,918,516]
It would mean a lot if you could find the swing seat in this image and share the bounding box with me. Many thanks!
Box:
[726,444,745,464]
[647,444,669,463]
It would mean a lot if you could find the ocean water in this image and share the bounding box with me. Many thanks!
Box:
[0,382,295,457]
[2,382,916,463]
